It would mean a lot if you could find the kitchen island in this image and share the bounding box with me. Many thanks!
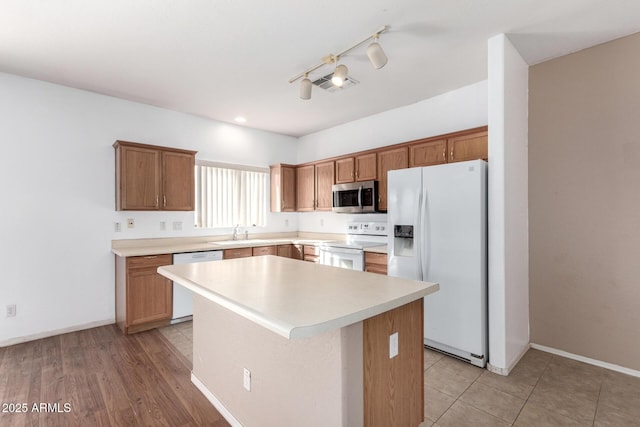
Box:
[158,255,438,427]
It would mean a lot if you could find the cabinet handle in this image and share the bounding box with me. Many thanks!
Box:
[155,195,159,207]
[163,195,166,207]
[443,148,446,161]
[450,149,454,161]
[350,171,353,178]
[355,170,359,179]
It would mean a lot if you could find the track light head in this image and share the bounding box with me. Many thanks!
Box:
[331,64,348,87]
[367,35,388,69]
[300,74,312,100]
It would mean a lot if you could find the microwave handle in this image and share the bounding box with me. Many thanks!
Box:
[358,185,363,208]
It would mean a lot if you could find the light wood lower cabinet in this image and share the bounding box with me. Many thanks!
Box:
[115,254,173,334]
[303,245,320,263]
[223,248,253,259]
[252,246,277,256]
[365,252,387,275]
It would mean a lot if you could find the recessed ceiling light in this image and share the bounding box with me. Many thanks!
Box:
[234,116,247,123]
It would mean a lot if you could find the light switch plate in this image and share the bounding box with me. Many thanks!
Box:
[389,332,399,358]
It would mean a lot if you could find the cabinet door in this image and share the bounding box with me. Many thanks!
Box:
[270,165,296,212]
[252,246,277,256]
[126,268,172,326]
[409,139,447,168]
[335,157,355,184]
[377,147,408,211]
[296,165,315,212]
[447,131,488,163]
[277,244,293,258]
[291,244,304,260]
[162,151,195,210]
[223,248,253,259]
[315,161,335,211]
[119,145,161,210]
[355,153,377,181]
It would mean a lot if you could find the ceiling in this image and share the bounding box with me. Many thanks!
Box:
[1,1,639,137]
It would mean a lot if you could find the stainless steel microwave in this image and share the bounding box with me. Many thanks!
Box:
[332,180,379,213]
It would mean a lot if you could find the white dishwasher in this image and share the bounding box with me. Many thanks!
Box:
[172,250,223,320]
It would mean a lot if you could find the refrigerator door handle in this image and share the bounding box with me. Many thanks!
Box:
[416,188,424,281]
[420,189,428,280]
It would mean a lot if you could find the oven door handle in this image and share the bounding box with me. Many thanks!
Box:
[320,247,363,255]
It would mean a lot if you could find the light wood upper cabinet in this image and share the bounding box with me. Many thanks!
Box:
[335,154,377,183]
[315,161,335,211]
[270,164,296,212]
[447,130,488,163]
[409,138,448,168]
[355,153,377,181]
[296,161,334,211]
[377,147,408,211]
[162,151,195,210]
[114,140,196,211]
[296,165,315,212]
[335,157,355,184]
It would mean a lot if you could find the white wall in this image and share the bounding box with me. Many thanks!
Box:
[0,72,297,345]
[296,81,488,233]
[487,34,530,374]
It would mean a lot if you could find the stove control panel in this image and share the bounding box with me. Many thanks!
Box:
[347,222,387,236]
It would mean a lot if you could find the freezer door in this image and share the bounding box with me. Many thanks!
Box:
[421,160,487,360]
[387,167,423,280]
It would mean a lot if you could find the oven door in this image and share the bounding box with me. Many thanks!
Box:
[320,246,364,271]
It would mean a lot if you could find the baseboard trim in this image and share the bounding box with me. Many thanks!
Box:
[487,343,530,376]
[191,373,243,427]
[530,343,640,378]
[0,318,114,347]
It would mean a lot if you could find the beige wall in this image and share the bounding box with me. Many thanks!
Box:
[529,32,640,371]
[192,295,363,427]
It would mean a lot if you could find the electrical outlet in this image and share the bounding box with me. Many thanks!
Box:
[160,221,166,231]
[114,222,121,232]
[389,332,398,359]
[320,218,324,227]
[173,221,182,231]
[243,368,251,391]
[127,218,135,228]
[6,304,16,318]
[285,219,289,227]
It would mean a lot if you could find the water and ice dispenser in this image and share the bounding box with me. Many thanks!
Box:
[393,225,414,257]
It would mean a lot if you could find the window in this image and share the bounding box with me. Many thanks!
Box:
[195,161,268,228]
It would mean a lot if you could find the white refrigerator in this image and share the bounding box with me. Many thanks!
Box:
[387,160,487,367]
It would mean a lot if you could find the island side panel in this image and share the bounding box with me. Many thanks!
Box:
[363,299,424,427]
[192,294,364,427]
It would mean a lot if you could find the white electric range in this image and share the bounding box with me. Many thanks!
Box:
[319,222,387,271]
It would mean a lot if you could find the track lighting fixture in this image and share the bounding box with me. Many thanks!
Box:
[367,34,388,69]
[300,73,312,99]
[331,64,348,87]
[289,25,389,100]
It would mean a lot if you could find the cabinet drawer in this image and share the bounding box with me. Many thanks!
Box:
[365,264,388,275]
[223,248,253,259]
[252,246,277,256]
[127,254,172,269]
[303,245,319,256]
[364,252,387,266]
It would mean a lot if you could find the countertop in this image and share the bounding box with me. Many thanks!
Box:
[364,245,388,254]
[158,255,438,340]
[112,236,339,257]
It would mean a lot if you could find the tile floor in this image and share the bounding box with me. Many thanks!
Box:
[160,322,640,426]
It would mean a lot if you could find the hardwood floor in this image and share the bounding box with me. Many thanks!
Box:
[0,325,229,427]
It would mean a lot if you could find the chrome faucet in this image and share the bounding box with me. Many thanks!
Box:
[232,224,239,240]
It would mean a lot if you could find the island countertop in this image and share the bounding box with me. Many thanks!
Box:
[158,255,438,340]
